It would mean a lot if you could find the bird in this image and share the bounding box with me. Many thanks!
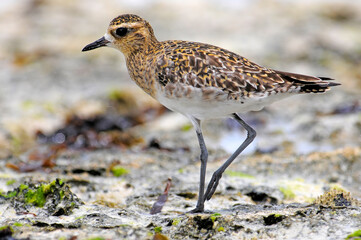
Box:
[82,14,340,213]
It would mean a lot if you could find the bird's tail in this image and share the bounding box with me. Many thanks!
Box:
[275,70,341,93]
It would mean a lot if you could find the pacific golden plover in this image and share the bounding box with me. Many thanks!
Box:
[82,14,340,213]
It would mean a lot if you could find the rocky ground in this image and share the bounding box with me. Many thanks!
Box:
[0,1,361,239]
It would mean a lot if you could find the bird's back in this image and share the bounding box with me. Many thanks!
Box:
[152,40,337,97]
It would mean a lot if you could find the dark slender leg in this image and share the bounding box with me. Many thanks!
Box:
[189,118,208,213]
[203,113,256,202]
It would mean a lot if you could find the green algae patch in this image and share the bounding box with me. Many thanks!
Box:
[19,184,28,192]
[154,226,162,233]
[217,226,225,232]
[0,225,14,239]
[0,179,83,216]
[279,186,296,200]
[181,123,192,132]
[172,218,181,226]
[225,170,255,179]
[25,184,49,207]
[13,222,23,227]
[211,213,221,223]
[19,180,64,207]
[108,89,127,101]
[346,229,361,240]
[0,190,17,199]
[0,225,13,232]
[111,165,129,177]
[6,179,16,186]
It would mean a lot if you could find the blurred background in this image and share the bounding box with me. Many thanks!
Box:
[0,0,360,157]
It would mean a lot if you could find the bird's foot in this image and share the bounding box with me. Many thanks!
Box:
[204,171,222,201]
[188,207,204,213]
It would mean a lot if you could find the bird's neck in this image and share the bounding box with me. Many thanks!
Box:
[124,38,160,98]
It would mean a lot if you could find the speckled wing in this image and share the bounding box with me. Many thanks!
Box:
[155,41,286,99]
[155,41,338,99]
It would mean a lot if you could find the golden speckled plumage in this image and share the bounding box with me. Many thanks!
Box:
[110,14,144,25]
[103,14,339,110]
[153,40,330,100]
[82,14,340,213]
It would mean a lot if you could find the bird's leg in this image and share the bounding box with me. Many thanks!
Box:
[188,118,208,213]
[203,113,256,202]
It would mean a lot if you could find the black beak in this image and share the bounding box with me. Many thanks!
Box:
[82,36,110,52]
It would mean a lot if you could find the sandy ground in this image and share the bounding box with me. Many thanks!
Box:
[0,1,361,239]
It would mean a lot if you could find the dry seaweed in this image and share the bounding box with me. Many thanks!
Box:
[150,178,172,214]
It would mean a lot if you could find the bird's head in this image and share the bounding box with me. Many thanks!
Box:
[82,14,157,56]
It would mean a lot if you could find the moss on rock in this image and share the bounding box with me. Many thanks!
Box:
[314,188,359,208]
[0,178,83,216]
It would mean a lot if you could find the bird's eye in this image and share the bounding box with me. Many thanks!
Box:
[115,27,128,37]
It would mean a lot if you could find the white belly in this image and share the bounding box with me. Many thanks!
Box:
[156,85,294,120]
